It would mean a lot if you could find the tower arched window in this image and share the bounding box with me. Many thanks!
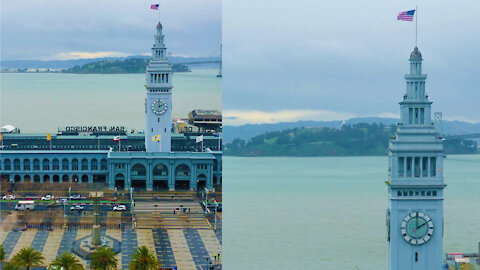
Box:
[430,157,436,177]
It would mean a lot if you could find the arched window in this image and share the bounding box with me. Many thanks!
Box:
[131,164,147,176]
[72,159,78,170]
[43,158,50,170]
[175,164,190,177]
[62,159,69,170]
[81,159,88,170]
[4,159,11,170]
[91,159,98,170]
[53,159,59,170]
[153,164,168,176]
[13,159,20,171]
[24,159,30,170]
[100,159,107,170]
[33,159,40,170]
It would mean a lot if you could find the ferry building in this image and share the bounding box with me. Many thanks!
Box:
[0,21,222,191]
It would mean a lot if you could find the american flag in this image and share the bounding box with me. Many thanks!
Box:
[397,10,415,21]
[150,4,159,10]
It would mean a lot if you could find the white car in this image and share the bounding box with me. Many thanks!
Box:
[2,195,15,200]
[113,205,126,211]
[41,194,54,201]
[56,198,68,204]
[70,205,84,211]
[69,195,82,200]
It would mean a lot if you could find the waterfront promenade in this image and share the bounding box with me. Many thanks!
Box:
[0,191,222,270]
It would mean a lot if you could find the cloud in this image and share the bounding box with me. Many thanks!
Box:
[223,109,356,126]
[49,51,132,60]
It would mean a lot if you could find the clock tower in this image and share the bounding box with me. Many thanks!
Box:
[387,47,446,270]
[145,21,173,152]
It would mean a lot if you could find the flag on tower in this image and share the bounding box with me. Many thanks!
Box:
[113,136,121,142]
[152,134,161,141]
[150,4,159,10]
[397,10,415,21]
[196,135,204,143]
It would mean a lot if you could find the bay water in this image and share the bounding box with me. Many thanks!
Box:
[0,69,221,133]
[223,155,480,270]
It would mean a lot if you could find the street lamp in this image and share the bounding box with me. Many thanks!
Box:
[214,200,218,231]
[204,187,209,214]
[130,187,135,230]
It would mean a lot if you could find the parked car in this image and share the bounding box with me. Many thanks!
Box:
[41,194,54,201]
[2,195,15,200]
[70,205,84,211]
[113,205,126,211]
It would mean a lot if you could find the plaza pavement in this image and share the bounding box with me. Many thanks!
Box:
[1,218,222,270]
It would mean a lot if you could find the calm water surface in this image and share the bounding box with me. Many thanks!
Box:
[0,69,221,132]
[224,155,480,270]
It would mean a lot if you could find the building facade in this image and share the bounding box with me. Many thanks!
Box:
[0,20,222,191]
[387,47,446,270]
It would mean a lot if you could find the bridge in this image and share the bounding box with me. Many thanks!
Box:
[172,59,221,65]
[444,133,480,140]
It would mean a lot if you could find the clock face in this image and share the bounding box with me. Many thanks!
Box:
[152,99,167,115]
[401,211,434,245]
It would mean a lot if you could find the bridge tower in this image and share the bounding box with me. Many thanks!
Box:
[387,47,446,270]
[145,21,173,152]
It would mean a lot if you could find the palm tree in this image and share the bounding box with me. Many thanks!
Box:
[10,246,44,270]
[0,244,6,269]
[89,246,117,270]
[50,251,84,270]
[2,263,19,270]
[129,246,160,270]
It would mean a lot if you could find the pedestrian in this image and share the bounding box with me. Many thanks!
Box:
[214,255,217,262]
[188,208,190,214]
[173,209,176,214]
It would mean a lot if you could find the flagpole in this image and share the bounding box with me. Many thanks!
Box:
[415,6,418,47]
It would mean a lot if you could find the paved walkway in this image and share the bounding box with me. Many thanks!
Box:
[121,229,138,269]
[152,229,176,268]
[31,230,50,252]
[168,229,196,270]
[8,229,37,261]
[184,229,211,270]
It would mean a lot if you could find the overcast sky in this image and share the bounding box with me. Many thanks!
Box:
[0,0,221,60]
[223,0,480,125]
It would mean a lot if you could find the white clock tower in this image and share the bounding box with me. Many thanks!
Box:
[145,21,173,152]
[387,47,446,270]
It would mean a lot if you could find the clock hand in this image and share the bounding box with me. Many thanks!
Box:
[416,222,427,229]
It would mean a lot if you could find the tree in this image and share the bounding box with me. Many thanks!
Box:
[2,263,19,270]
[10,246,44,270]
[89,246,117,270]
[50,251,84,270]
[129,246,160,270]
[0,244,6,266]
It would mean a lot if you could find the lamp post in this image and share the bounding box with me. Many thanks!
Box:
[204,187,209,214]
[130,187,135,230]
[214,200,218,231]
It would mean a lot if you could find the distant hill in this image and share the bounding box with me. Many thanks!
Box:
[223,123,478,157]
[223,117,480,143]
[1,56,220,70]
